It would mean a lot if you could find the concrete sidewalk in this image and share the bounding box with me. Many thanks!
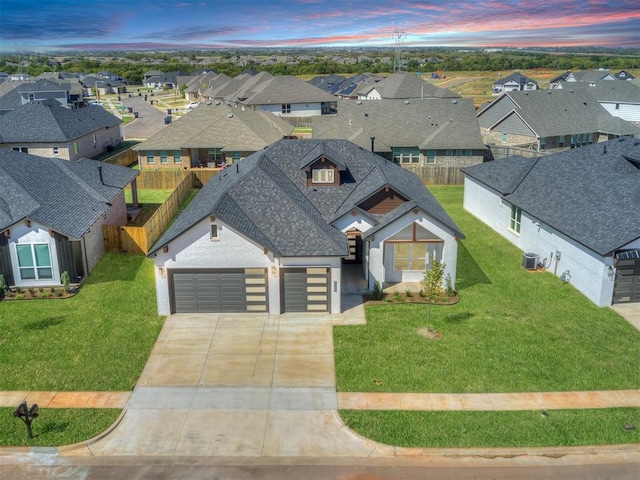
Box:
[0,391,129,409]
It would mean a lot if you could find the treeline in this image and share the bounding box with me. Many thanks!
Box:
[1,50,638,85]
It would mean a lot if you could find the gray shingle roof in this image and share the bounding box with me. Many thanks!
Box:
[133,101,293,152]
[313,98,486,151]
[493,72,538,86]
[462,137,640,255]
[149,139,463,257]
[356,73,459,99]
[231,75,336,105]
[0,99,121,143]
[0,150,138,238]
[480,89,640,138]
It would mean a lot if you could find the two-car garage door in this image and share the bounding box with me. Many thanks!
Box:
[169,267,331,313]
[170,269,268,313]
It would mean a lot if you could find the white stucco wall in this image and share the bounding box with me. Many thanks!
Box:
[8,221,61,287]
[152,218,273,315]
[366,209,459,290]
[152,217,346,315]
[256,102,322,117]
[463,176,617,306]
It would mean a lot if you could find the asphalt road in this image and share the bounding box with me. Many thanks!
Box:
[1,456,638,479]
[121,94,167,140]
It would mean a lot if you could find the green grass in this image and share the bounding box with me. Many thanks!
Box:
[340,408,640,448]
[0,254,164,391]
[124,188,173,204]
[335,186,640,393]
[0,408,121,447]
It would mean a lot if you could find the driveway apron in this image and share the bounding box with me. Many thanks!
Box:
[76,306,379,457]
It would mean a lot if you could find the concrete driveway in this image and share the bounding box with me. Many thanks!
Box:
[74,306,379,457]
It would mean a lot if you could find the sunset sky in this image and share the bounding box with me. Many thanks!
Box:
[1,0,639,52]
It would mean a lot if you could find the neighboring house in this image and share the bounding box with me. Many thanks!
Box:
[356,72,459,100]
[492,72,538,95]
[81,74,127,95]
[462,137,640,306]
[477,89,640,152]
[224,73,337,117]
[308,74,347,95]
[0,99,123,160]
[615,70,635,81]
[308,73,384,99]
[133,100,293,169]
[144,70,188,90]
[0,79,71,115]
[587,81,640,123]
[0,150,139,288]
[148,139,463,315]
[549,70,617,89]
[312,98,487,174]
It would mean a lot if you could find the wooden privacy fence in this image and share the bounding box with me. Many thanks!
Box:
[103,148,138,167]
[104,172,195,255]
[401,165,467,185]
[135,168,220,189]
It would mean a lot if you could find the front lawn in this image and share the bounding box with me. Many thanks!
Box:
[340,408,640,448]
[0,254,164,391]
[0,408,121,447]
[334,186,640,393]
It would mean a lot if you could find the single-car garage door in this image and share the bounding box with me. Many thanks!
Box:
[170,268,268,313]
[282,267,330,312]
[613,251,640,304]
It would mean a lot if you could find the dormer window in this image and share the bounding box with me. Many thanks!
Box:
[312,168,334,183]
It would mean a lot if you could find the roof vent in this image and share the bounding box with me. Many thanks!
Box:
[356,100,362,105]
[227,113,233,118]
[403,99,410,105]
[452,99,458,103]
[214,100,220,105]
[206,101,212,105]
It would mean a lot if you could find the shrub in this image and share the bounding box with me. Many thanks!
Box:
[61,271,71,293]
[0,274,6,293]
[405,289,413,297]
[372,280,384,300]
[445,273,455,297]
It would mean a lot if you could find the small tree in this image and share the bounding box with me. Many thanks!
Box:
[0,273,6,293]
[421,260,445,331]
[61,271,70,293]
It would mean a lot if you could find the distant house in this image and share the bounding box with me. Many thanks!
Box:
[0,99,123,160]
[462,137,640,306]
[0,79,71,115]
[476,89,640,152]
[615,70,635,81]
[308,73,384,99]
[133,101,293,169]
[144,70,188,90]
[549,70,617,89]
[312,98,487,181]
[224,73,337,117]
[0,150,138,288]
[81,74,127,96]
[148,139,463,315]
[356,72,459,100]
[492,73,538,95]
